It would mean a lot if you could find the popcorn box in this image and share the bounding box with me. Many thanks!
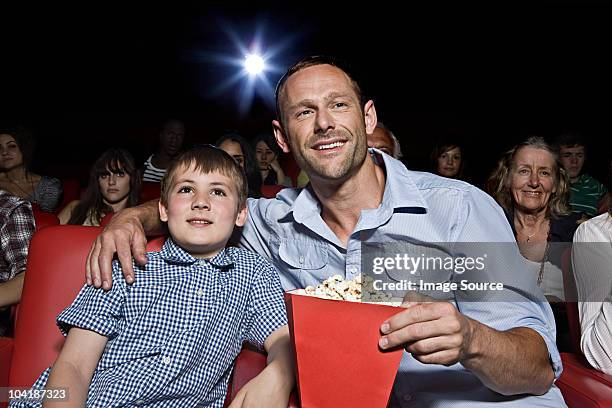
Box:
[284,291,404,408]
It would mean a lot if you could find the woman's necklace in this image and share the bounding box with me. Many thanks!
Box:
[525,231,537,243]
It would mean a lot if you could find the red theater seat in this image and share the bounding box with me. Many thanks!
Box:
[139,181,161,204]
[32,208,59,231]
[8,226,103,388]
[56,178,81,214]
[261,184,285,198]
[1,229,295,406]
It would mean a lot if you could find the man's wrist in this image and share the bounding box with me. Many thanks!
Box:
[460,317,483,365]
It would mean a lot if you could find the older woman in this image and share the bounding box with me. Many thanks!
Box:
[488,136,580,302]
[0,126,62,212]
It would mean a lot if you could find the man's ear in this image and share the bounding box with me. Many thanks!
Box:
[159,200,169,222]
[363,100,377,136]
[272,120,291,154]
[235,205,248,227]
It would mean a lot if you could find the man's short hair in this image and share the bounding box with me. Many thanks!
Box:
[275,55,365,126]
[376,122,403,159]
[160,145,248,210]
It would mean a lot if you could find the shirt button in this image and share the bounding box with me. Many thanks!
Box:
[403,393,412,402]
[349,266,357,274]
[162,356,172,365]
[196,289,204,297]
[299,256,304,264]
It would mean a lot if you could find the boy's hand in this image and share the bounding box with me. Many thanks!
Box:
[227,364,292,408]
[229,325,294,408]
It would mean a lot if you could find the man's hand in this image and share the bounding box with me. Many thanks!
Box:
[86,207,149,290]
[379,301,474,366]
[378,300,555,395]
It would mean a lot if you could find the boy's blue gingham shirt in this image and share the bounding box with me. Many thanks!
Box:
[12,239,287,408]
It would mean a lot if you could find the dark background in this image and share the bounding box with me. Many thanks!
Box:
[1,1,611,187]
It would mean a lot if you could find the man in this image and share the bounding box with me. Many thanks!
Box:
[141,119,186,182]
[556,132,607,218]
[367,121,403,159]
[88,56,564,407]
[0,189,35,336]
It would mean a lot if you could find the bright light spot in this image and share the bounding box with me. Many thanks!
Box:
[244,54,265,75]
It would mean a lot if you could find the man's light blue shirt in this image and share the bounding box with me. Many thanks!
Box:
[240,149,566,407]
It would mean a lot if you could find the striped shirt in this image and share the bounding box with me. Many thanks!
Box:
[572,212,612,374]
[240,149,566,407]
[142,155,166,183]
[26,176,62,213]
[12,239,287,407]
[569,173,607,217]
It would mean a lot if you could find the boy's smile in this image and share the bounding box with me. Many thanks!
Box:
[159,166,247,259]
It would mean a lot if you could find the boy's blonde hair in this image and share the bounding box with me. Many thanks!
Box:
[160,145,248,210]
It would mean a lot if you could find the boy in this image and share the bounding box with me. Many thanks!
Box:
[11,146,293,407]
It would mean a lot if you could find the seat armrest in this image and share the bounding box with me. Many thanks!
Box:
[0,337,13,387]
[557,353,612,408]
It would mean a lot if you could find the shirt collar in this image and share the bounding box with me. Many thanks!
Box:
[281,148,428,223]
[373,149,429,212]
[159,238,235,268]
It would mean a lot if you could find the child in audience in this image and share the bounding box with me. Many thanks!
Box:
[58,149,141,226]
[12,145,293,407]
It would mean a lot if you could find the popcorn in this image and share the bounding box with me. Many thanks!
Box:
[284,277,404,408]
[296,275,401,305]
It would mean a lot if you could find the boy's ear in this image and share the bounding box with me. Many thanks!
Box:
[234,205,248,227]
[159,200,169,222]
[272,120,291,154]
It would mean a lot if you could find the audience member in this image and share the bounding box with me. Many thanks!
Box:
[253,133,292,187]
[58,149,140,226]
[488,136,579,302]
[556,132,607,218]
[216,132,262,198]
[11,146,293,407]
[0,189,35,336]
[571,170,612,374]
[295,169,309,188]
[0,126,63,212]
[142,119,185,182]
[488,136,580,352]
[431,139,465,180]
[367,121,403,159]
[90,56,564,406]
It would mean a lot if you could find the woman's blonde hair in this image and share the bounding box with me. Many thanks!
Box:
[487,136,571,218]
